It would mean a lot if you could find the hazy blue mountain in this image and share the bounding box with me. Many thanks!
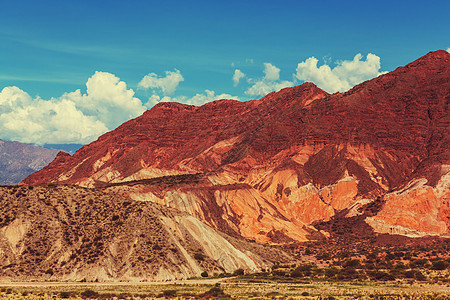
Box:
[0,140,60,185]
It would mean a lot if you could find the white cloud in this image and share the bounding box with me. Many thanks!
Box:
[245,62,293,96]
[61,71,146,129]
[138,69,184,95]
[232,69,245,86]
[294,53,383,93]
[0,72,146,145]
[263,63,280,81]
[447,48,450,53]
[0,88,108,145]
[146,90,239,107]
[0,86,32,113]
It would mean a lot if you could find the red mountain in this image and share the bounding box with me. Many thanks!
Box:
[23,50,450,242]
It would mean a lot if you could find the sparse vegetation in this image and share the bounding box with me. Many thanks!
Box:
[201,271,209,277]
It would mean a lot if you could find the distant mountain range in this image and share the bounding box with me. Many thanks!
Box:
[43,143,83,154]
[0,140,60,185]
[23,50,450,242]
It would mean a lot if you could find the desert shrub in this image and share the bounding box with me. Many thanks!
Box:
[325,267,339,278]
[432,260,447,270]
[291,267,304,278]
[367,270,395,281]
[404,269,427,281]
[344,259,361,268]
[272,269,286,276]
[404,270,416,278]
[59,291,72,298]
[201,284,228,298]
[385,253,396,260]
[403,252,412,260]
[194,253,204,261]
[162,290,177,297]
[81,289,98,298]
[201,271,208,277]
[394,262,406,269]
[409,258,430,269]
[233,268,245,276]
[316,253,331,260]
[389,268,405,278]
[415,270,427,281]
[339,267,359,280]
[117,292,132,299]
[291,264,314,277]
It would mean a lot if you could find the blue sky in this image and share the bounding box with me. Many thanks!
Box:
[0,0,449,145]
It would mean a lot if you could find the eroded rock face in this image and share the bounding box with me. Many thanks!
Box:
[0,185,289,281]
[366,165,450,237]
[22,50,450,241]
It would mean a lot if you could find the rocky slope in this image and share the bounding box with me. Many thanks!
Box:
[0,140,59,185]
[22,50,450,242]
[0,185,289,282]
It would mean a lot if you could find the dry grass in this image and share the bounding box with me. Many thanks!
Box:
[0,278,449,299]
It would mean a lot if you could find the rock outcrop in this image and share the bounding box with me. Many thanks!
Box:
[22,50,450,242]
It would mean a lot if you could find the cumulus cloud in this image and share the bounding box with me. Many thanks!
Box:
[0,72,146,145]
[245,63,293,96]
[61,71,146,129]
[262,63,280,81]
[294,53,383,93]
[0,87,108,145]
[138,69,184,95]
[146,90,239,107]
[232,69,245,86]
[0,86,32,113]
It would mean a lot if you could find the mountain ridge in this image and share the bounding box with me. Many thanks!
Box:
[22,50,450,243]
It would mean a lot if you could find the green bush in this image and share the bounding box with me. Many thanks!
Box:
[201,271,208,277]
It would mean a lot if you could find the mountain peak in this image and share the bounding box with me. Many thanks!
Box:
[422,49,449,59]
[402,49,450,70]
